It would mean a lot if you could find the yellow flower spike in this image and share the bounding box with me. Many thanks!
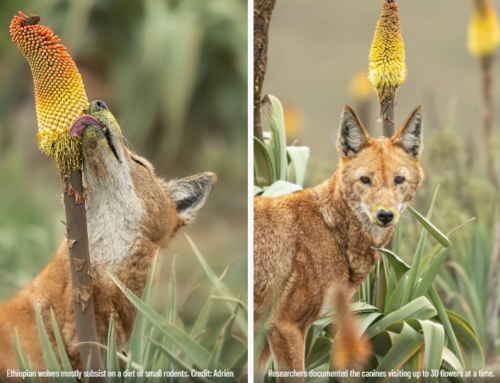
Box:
[468,0,500,58]
[10,12,89,177]
[368,0,407,109]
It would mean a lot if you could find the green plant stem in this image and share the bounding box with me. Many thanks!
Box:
[63,169,104,377]
[481,55,498,189]
[487,223,500,361]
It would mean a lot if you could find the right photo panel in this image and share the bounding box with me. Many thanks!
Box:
[253,0,500,381]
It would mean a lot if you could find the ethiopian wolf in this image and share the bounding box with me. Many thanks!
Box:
[254,106,424,382]
[0,100,216,379]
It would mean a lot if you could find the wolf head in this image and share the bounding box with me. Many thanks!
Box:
[336,106,424,234]
[69,100,216,270]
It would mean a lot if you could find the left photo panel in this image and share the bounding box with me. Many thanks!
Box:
[0,1,248,382]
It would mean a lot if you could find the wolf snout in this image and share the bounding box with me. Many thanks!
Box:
[376,209,394,226]
[90,100,109,113]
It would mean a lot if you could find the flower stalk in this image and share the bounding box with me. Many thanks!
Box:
[10,12,103,375]
[368,0,407,138]
[468,0,500,188]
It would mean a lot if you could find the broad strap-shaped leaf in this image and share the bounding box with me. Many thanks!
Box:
[366,296,436,339]
[419,320,445,383]
[427,286,467,370]
[376,248,410,281]
[286,146,310,187]
[254,137,275,187]
[261,180,302,198]
[367,322,424,383]
[407,206,451,248]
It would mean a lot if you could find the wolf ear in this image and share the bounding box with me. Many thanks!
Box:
[393,106,423,158]
[337,106,369,158]
[167,172,217,224]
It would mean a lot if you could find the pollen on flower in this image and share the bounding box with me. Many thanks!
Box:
[10,11,89,176]
[368,1,407,107]
[468,0,500,58]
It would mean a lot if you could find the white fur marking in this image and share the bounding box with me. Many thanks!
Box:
[83,142,143,272]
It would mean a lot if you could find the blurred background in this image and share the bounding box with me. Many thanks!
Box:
[0,0,247,359]
[263,0,500,365]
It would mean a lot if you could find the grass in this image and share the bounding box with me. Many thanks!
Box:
[10,236,247,383]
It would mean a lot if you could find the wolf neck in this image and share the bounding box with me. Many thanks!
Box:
[83,158,146,273]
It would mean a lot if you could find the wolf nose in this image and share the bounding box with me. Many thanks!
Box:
[90,100,109,113]
[377,210,394,225]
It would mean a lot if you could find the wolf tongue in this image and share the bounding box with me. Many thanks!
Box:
[69,116,104,140]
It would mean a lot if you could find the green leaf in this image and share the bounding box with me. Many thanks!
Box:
[305,337,332,370]
[367,322,424,383]
[286,146,310,187]
[11,329,38,383]
[376,248,410,281]
[106,315,121,377]
[95,258,213,369]
[254,185,264,196]
[261,180,302,198]
[407,206,451,248]
[191,295,215,340]
[417,244,442,280]
[128,254,157,367]
[186,235,247,336]
[427,286,467,370]
[208,309,238,373]
[146,338,223,383]
[228,349,248,379]
[50,308,74,373]
[365,296,437,339]
[448,314,484,372]
[34,304,67,382]
[401,188,441,307]
[267,95,288,181]
[254,137,275,187]
[441,347,466,383]
[393,219,403,256]
[419,320,445,383]
[412,247,452,300]
[385,274,408,313]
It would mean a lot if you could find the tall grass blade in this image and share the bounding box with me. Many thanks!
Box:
[401,188,441,307]
[128,254,157,367]
[106,315,121,379]
[95,257,212,369]
[49,308,73,373]
[186,235,247,336]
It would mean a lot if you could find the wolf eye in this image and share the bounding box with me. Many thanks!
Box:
[395,176,405,184]
[360,176,371,185]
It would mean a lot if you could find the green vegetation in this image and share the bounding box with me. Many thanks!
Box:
[11,237,247,382]
[255,96,490,382]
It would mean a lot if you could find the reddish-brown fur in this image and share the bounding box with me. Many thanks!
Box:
[254,106,424,382]
[0,101,216,381]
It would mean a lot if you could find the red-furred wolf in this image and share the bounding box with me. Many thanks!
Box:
[0,100,216,380]
[254,106,424,382]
